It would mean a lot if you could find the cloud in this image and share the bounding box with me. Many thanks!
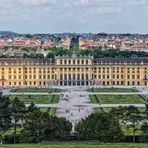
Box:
[0,0,147,33]
[79,0,89,5]
[18,0,56,6]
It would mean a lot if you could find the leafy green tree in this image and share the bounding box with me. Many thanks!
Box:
[46,52,54,59]
[55,117,72,140]
[141,104,148,142]
[11,97,26,143]
[124,106,142,143]
[21,102,72,142]
[0,94,11,144]
[75,112,123,142]
[25,34,32,38]
[110,106,127,124]
[21,103,43,143]
[23,53,44,59]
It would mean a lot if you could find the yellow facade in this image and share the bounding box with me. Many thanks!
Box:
[0,56,148,87]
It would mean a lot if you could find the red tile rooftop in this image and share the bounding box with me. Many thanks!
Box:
[131,46,147,49]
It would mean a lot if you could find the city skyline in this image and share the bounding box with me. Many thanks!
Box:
[0,0,148,34]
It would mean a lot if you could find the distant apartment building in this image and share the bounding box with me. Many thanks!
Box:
[121,43,148,52]
[42,40,55,48]
[0,37,41,48]
[57,37,71,49]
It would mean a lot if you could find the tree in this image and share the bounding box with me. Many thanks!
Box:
[75,112,123,142]
[110,106,126,123]
[23,53,44,59]
[28,95,31,100]
[46,52,54,59]
[55,118,72,140]
[141,104,148,142]
[124,106,142,143]
[0,94,11,144]
[11,97,26,143]
[21,103,43,143]
[25,34,32,38]
[21,102,72,143]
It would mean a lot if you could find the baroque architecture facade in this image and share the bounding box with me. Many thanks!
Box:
[0,55,148,87]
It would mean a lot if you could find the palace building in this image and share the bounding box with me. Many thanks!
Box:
[0,55,148,87]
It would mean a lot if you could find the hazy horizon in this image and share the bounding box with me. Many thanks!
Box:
[1,31,148,35]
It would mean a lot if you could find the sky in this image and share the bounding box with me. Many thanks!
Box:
[0,0,148,34]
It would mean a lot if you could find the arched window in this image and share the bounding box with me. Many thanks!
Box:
[69,60,71,65]
[77,60,80,64]
[86,60,88,64]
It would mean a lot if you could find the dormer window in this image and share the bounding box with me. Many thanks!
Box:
[82,60,84,65]
[60,60,62,65]
[77,60,80,65]
[69,60,71,65]
[86,60,88,64]
[64,60,67,65]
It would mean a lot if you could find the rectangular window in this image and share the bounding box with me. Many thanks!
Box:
[60,74,63,80]
[60,60,62,65]
[14,75,16,79]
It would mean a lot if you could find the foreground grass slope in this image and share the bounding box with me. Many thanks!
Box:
[2,143,148,148]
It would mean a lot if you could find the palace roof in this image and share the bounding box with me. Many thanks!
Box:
[94,58,148,64]
[0,58,54,65]
[0,57,148,65]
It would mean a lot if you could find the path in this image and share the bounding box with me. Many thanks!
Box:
[25,104,146,108]
[56,87,93,132]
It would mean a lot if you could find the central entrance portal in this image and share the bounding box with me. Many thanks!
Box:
[59,80,92,86]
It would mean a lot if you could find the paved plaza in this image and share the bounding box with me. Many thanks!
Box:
[56,87,93,132]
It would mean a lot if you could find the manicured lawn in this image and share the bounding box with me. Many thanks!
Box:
[94,107,146,113]
[94,107,104,113]
[87,88,138,92]
[5,127,23,136]
[2,143,148,148]
[49,108,57,117]
[90,95,147,104]
[9,95,60,104]
[103,107,112,113]
[40,107,57,117]
[121,125,142,136]
[11,88,61,93]
[90,95,100,104]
